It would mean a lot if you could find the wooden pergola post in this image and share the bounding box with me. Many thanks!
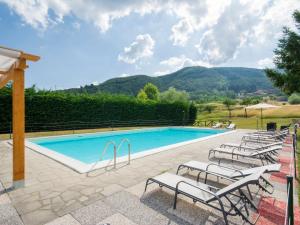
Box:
[0,47,39,189]
[12,63,25,187]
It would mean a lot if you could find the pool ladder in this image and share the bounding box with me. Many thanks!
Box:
[89,138,131,172]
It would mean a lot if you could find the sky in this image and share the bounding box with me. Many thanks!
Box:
[0,0,299,89]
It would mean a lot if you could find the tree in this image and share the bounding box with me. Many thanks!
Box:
[288,93,300,104]
[160,87,189,103]
[137,89,148,101]
[265,10,300,95]
[203,104,216,113]
[223,98,236,118]
[143,83,159,101]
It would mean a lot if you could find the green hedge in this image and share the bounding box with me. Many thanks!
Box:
[0,89,197,133]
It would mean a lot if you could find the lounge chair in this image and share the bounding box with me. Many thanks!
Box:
[242,133,285,142]
[251,128,289,136]
[176,160,280,193]
[145,171,264,225]
[208,146,280,165]
[212,122,222,128]
[226,123,236,129]
[220,141,282,151]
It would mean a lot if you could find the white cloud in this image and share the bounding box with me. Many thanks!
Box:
[194,0,298,65]
[0,0,70,30]
[253,0,300,43]
[1,0,299,67]
[92,81,99,85]
[118,34,155,64]
[170,19,193,46]
[257,57,274,68]
[155,55,210,76]
[119,73,129,77]
[195,0,266,65]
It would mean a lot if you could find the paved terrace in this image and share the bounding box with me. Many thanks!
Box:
[0,129,299,225]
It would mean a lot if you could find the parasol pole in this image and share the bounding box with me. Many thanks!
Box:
[261,108,263,130]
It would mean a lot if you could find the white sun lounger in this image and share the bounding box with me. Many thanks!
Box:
[212,122,222,128]
[208,146,279,165]
[226,123,236,129]
[220,142,282,151]
[145,171,264,225]
[242,133,285,142]
[176,160,280,193]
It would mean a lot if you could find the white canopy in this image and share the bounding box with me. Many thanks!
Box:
[246,103,280,109]
[245,103,280,129]
[0,47,21,73]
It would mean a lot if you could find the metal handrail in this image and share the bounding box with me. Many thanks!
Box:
[116,138,131,165]
[88,140,117,172]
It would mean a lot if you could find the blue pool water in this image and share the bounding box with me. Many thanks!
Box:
[30,128,225,164]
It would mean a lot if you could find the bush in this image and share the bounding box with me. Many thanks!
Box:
[0,89,197,133]
[288,93,300,104]
[160,87,189,103]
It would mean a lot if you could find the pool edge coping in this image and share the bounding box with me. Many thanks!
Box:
[21,127,236,174]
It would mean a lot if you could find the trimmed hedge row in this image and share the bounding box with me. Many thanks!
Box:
[0,90,197,133]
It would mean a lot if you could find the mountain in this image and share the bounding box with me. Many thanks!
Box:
[65,66,279,99]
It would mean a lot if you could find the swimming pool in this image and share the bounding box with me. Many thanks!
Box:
[26,127,231,173]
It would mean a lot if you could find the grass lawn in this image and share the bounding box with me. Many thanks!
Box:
[196,103,300,129]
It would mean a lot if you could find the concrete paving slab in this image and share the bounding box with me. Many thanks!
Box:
[97,213,138,225]
[0,204,24,225]
[44,214,81,225]
[71,200,115,225]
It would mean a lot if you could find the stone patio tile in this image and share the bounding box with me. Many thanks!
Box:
[101,184,123,196]
[71,200,115,225]
[14,200,42,214]
[44,214,81,225]
[60,190,81,202]
[97,213,138,225]
[21,209,57,225]
[81,192,105,206]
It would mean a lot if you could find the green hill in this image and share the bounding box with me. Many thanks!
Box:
[65,66,279,99]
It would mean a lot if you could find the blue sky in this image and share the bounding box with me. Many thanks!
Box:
[0,0,299,89]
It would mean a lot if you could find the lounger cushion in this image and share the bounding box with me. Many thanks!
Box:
[182,161,281,179]
[222,142,282,150]
[152,172,214,202]
[183,161,240,178]
[241,164,281,176]
[213,145,280,156]
[214,169,265,199]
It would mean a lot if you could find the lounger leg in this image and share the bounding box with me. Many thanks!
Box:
[226,197,254,225]
[144,179,153,192]
[217,199,229,225]
[204,173,208,184]
[240,189,257,211]
[176,165,184,175]
[173,190,179,209]
[197,172,202,182]
[246,185,253,200]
